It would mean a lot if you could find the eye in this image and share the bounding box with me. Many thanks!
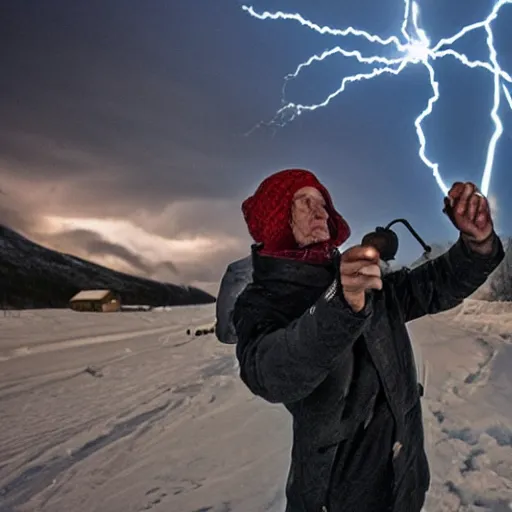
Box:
[296,195,326,211]
[310,198,326,210]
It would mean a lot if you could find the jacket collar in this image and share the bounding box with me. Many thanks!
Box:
[249,243,340,290]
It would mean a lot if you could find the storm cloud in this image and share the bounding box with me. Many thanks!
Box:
[2,0,511,288]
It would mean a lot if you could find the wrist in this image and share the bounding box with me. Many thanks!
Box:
[461,231,495,255]
[343,291,365,313]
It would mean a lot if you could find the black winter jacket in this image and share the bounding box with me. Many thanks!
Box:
[233,236,504,512]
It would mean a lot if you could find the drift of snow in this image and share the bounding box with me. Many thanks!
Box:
[0,301,511,512]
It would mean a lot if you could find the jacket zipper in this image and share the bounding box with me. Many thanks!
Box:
[322,250,342,512]
[322,248,348,512]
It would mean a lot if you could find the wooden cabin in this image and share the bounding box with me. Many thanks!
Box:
[69,289,121,312]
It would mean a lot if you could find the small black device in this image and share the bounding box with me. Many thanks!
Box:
[362,218,432,262]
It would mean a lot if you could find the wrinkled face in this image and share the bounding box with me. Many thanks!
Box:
[290,186,330,247]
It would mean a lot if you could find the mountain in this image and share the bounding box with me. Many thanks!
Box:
[0,225,216,309]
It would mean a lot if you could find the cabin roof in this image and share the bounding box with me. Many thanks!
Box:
[69,289,112,302]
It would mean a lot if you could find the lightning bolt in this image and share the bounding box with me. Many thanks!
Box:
[242,0,512,197]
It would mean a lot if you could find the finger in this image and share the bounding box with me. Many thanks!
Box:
[475,196,490,229]
[342,275,382,292]
[357,264,381,278]
[454,183,476,218]
[443,196,454,216]
[467,193,480,223]
[342,245,380,262]
[342,260,380,276]
[447,182,465,201]
[476,195,489,217]
[445,182,466,213]
[341,245,380,263]
[342,276,382,292]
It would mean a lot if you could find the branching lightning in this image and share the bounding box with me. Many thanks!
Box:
[242,0,512,196]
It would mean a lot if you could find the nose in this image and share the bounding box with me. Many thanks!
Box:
[313,204,328,219]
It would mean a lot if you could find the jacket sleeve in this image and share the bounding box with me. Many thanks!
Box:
[233,280,372,404]
[386,234,504,324]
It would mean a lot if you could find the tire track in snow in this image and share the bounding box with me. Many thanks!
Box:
[0,324,185,361]
[0,400,175,511]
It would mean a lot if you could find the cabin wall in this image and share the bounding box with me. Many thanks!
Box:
[69,294,121,312]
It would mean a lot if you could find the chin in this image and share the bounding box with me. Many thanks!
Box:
[311,232,330,244]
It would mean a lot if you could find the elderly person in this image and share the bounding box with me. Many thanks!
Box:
[229,168,503,512]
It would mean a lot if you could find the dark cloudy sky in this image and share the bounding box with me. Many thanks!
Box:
[1,0,511,293]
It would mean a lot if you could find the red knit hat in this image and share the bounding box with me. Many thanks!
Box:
[242,169,350,258]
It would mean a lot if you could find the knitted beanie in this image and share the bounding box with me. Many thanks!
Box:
[242,168,350,260]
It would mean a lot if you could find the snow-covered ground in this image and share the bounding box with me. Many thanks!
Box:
[0,302,511,512]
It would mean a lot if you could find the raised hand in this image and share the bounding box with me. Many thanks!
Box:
[443,182,494,246]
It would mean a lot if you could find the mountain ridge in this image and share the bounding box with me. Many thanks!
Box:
[0,224,215,309]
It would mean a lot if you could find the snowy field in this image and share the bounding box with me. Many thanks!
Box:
[0,302,511,512]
